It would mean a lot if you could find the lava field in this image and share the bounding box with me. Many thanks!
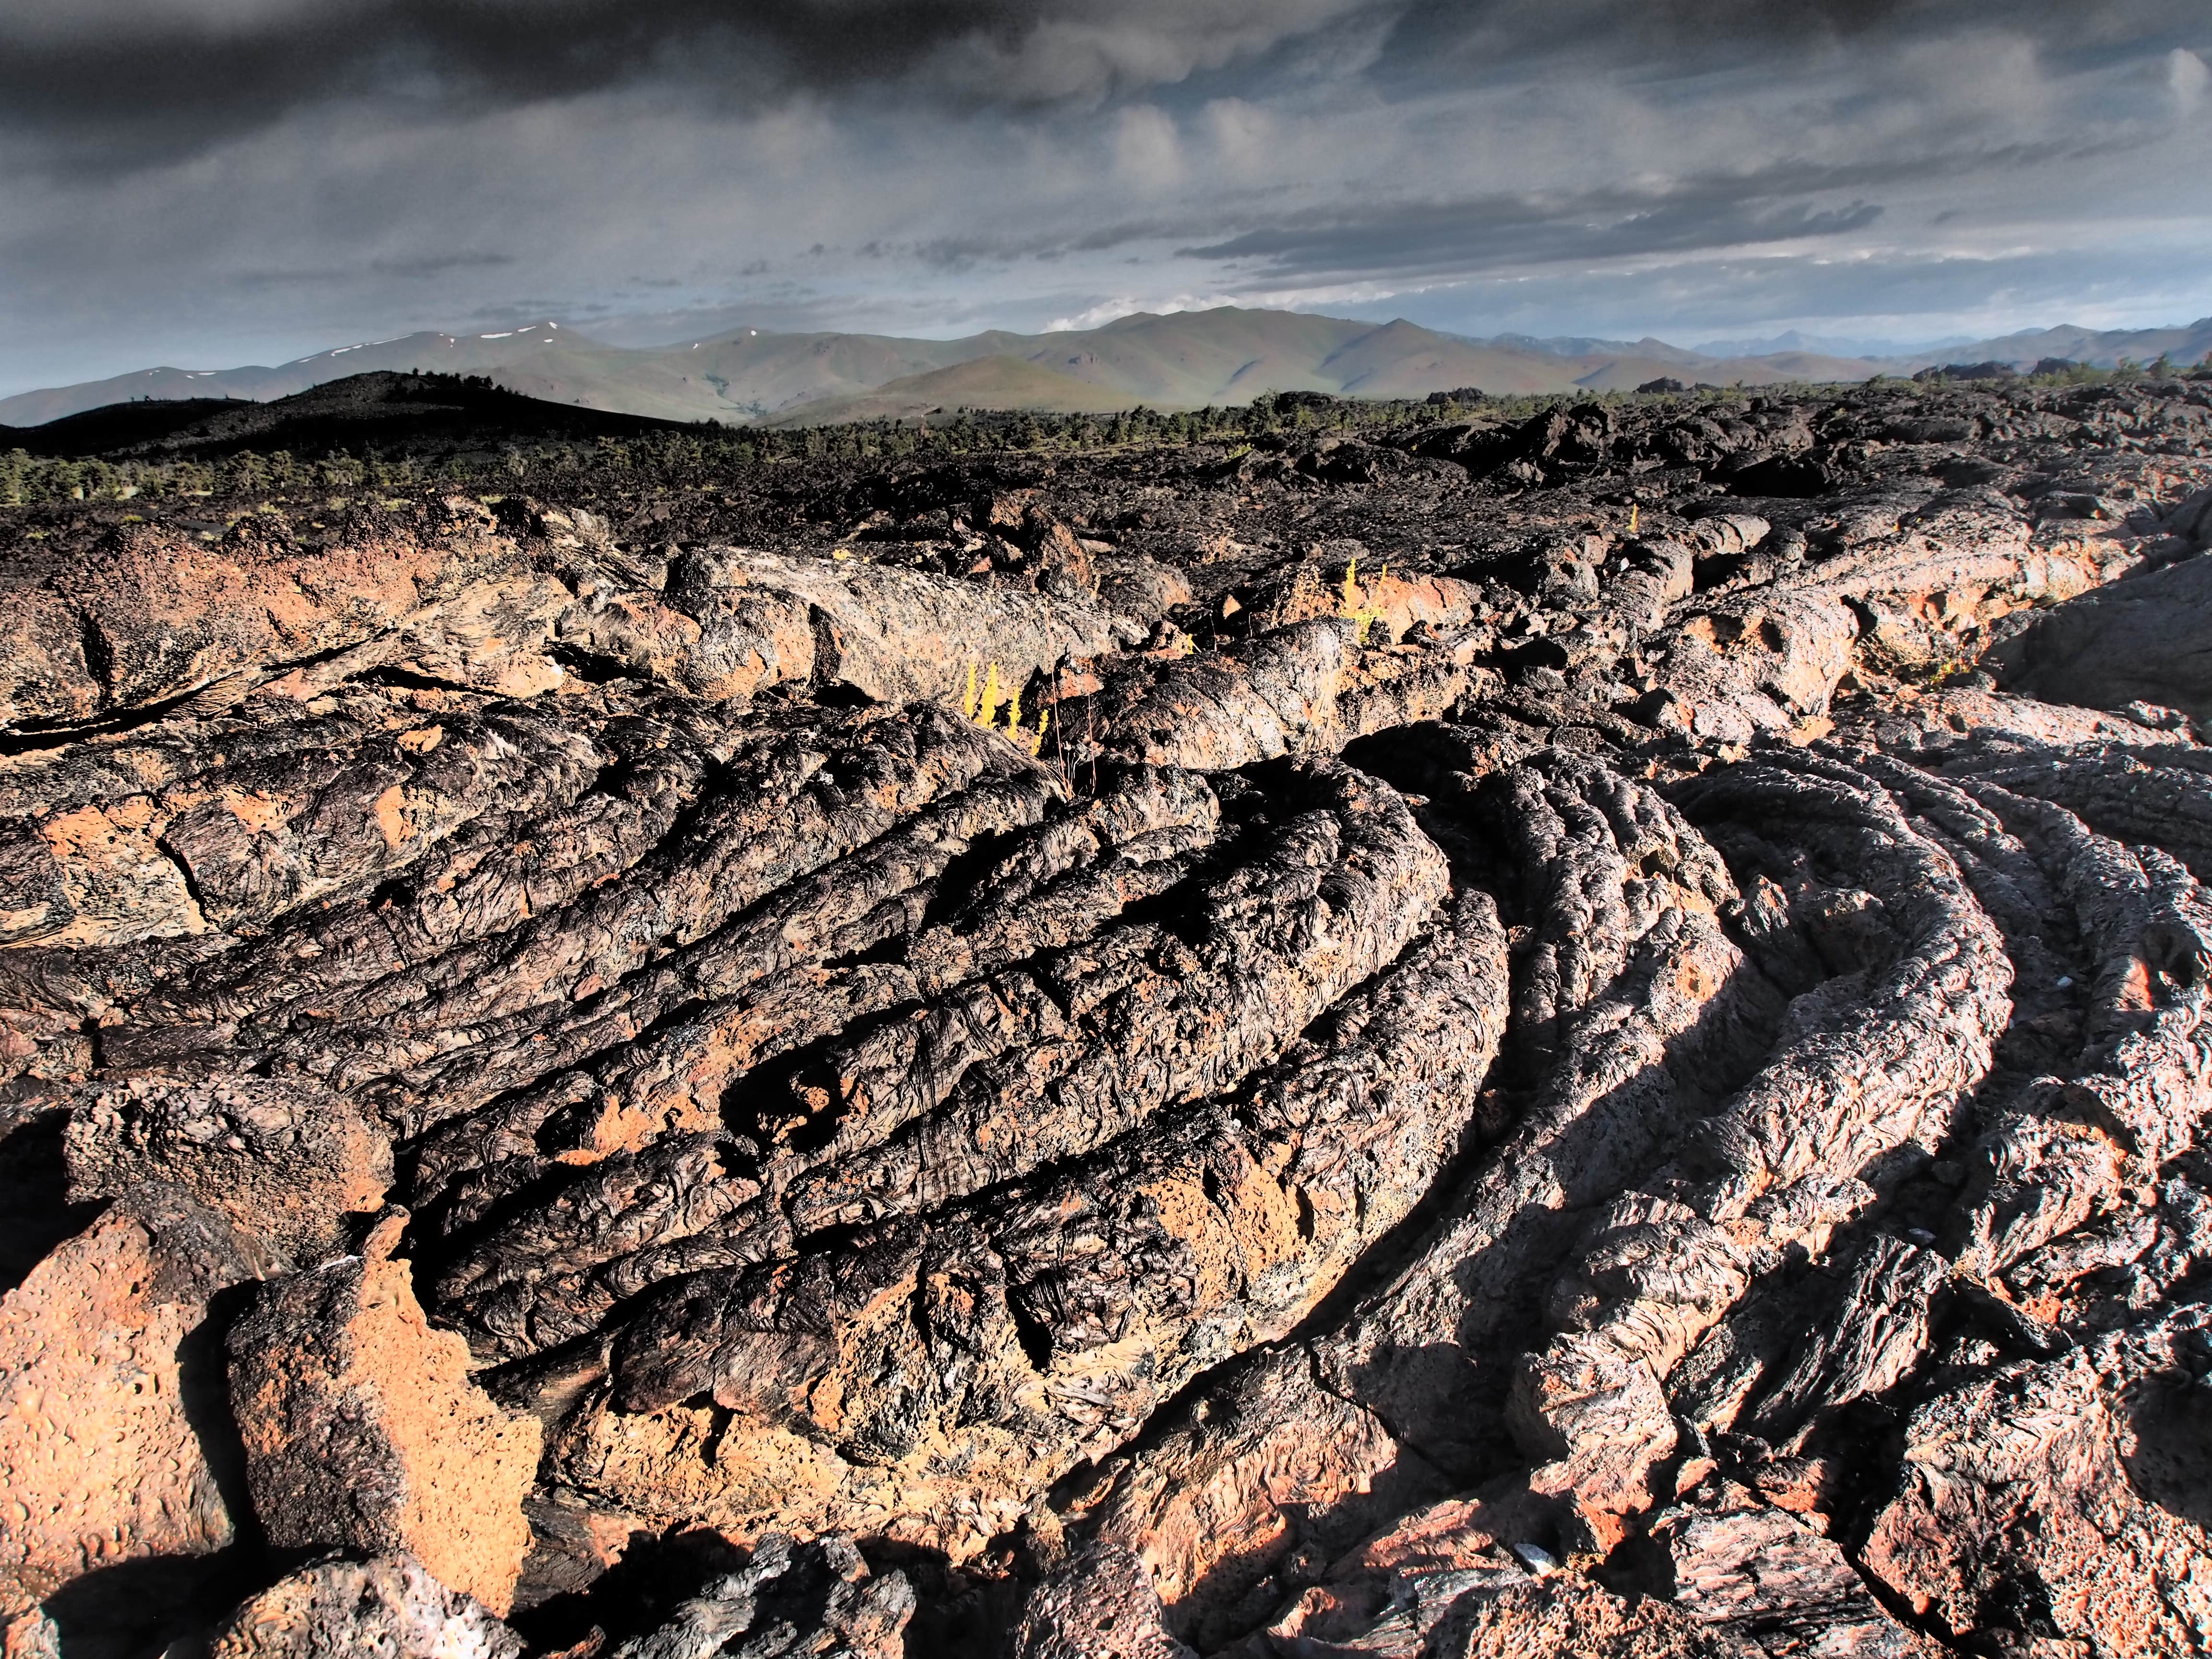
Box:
[4,374,2212,1658]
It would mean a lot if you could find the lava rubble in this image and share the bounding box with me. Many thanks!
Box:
[3,376,2212,1657]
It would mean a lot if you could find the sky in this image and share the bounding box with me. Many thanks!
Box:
[5,0,2211,396]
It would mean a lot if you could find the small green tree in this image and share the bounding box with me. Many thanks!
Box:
[317,452,365,492]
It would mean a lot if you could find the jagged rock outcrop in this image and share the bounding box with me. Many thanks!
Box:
[1060,615,1499,773]
[604,1535,913,1659]
[1013,1544,1195,1659]
[0,1610,57,1659]
[1419,1573,1765,1659]
[225,1213,542,1615]
[63,1074,390,1266]
[5,373,2212,1654]
[1649,1481,1937,1657]
[0,1185,264,1616]
[1860,1328,2212,1655]
[205,1552,525,1659]
[1990,537,2212,722]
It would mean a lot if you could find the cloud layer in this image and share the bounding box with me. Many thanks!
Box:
[4,0,2209,393]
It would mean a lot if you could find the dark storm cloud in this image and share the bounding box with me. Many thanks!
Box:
[372,252,518,277]
[1377,0,2205,89]
[1372,245,2182,340]
[2,0,2209,395]
[0,0,1385,168]
[223,251,514,287]
[11,0,2202,169]
[1169,121,2164,291]
[1183,189,1887,287]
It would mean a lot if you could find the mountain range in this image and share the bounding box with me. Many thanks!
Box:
[4,307,2208,432]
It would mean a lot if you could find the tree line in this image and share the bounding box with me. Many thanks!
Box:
[4,361,2200,507]
[0,395,1478,505]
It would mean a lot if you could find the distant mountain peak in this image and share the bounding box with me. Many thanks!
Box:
[7,307,2208,431]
